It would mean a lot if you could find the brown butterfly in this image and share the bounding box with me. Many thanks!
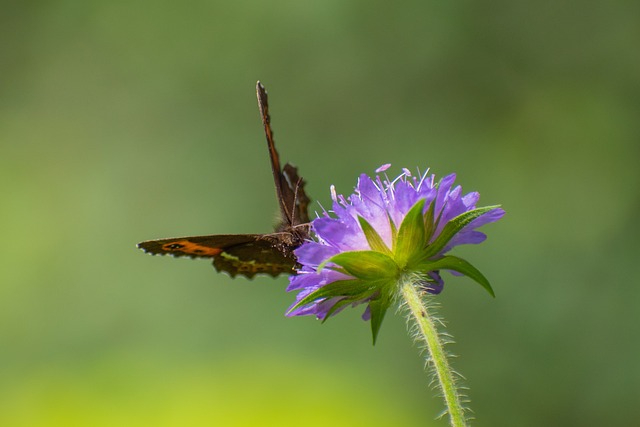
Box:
[137,82,311,278]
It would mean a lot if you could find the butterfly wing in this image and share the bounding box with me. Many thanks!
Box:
[282,163,311,225]
[211,238,297,278]
[137,234,296,278]
[256,82,311,229]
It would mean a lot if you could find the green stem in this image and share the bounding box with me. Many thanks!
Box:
[400,277,467,427]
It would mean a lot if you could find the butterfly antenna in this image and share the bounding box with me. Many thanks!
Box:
[291,178,303,224]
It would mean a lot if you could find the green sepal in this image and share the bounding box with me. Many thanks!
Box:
[320,298,353,323]
[320,288,379,323]
[358,216,392,256]
[423,199,437,243]
[422,206,499,260]
[416,255,495,297]
[388,213,398,251]
[327,251,399,281]
[286,279,375,314]
[369,290,392,345]
[395,199,427,268]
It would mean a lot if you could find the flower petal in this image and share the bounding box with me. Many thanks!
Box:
[294,242,338,266]
[313,217,368,251]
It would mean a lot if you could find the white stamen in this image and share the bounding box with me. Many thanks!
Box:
[316,200,328,216]
[416,170,432,191]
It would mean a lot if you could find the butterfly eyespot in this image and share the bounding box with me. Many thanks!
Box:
[164,243,185,250]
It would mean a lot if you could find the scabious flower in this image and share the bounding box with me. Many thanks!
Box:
[287,164,504,342]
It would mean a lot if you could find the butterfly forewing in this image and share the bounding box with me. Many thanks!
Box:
[138,234,297,278]
[257,82,311,228]
[138,235,263,258]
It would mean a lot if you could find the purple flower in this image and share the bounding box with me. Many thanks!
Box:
[287,166,504,342]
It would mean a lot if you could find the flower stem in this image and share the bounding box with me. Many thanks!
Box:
[400,277,467,427]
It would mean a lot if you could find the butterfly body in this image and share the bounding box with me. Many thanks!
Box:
[137,82,311,279]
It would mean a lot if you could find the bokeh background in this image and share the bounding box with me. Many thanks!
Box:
[2,1,639,426]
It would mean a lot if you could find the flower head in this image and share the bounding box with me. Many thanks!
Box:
[287,166,504,342]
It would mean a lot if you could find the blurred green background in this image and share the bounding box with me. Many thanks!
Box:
[2,1,639,426]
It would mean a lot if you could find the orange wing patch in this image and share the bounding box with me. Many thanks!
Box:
[161,240,223,257]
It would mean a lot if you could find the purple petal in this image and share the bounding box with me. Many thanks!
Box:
[361,305,371,321]
[357,174,385,207]
[392,180,419,216]
[421,271,444,294]
[313,217,367,251]
[287,273,322,292]
[435,173,457,216]
[287,268,351,291]
[470,207,506,227]
[442,231,487,253]
[294,242,338,266]
[427,272,444,294]
[462,191,479,208]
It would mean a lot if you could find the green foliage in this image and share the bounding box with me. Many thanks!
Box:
[359,216,393,256]
[395,199,427,267]
[422,206,499,260]
[327,251,399,281]
[417,255,495,297]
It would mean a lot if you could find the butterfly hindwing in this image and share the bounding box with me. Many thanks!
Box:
[212,238,296,278]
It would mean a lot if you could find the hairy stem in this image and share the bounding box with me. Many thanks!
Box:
[400,278,467,427]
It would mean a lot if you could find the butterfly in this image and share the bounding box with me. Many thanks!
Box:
[137,82,311,278]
